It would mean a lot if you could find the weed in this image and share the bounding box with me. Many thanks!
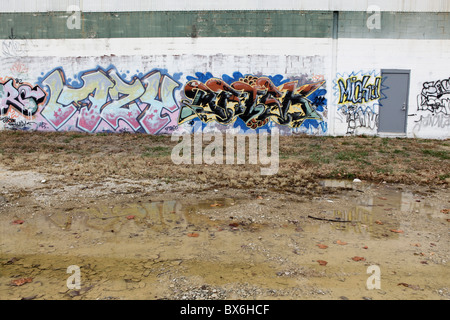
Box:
[393,149,409,156]
[330,169,356,179]
[308,143,322,149]
[336,150,368,161]
[309,152,330,164]
[376,167,393,174]
[439,173,450,180]
[142,145,171,157]
[422,149,449,160]
[64,133,85,143]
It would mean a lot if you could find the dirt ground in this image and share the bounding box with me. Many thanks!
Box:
[0,131,449,300]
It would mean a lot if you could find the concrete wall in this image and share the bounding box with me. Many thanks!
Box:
[1,2,449,138]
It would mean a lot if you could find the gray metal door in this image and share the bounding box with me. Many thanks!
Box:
[379,70,410,133]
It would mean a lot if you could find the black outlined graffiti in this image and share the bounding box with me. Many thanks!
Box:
[417,77,450,115]
[0,79,46,116]
[0,116,35,130]
[339,105,378,135]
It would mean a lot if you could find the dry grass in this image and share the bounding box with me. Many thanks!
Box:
[0,131,448,190]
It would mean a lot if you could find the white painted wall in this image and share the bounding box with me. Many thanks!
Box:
[1,36,449,138]
[335,38,450,139]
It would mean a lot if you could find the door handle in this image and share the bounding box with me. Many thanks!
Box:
[401,103,406,111]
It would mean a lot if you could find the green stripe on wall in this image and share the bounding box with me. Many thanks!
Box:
[0,11,448,40]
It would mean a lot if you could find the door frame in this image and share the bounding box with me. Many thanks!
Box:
[379,69,411,136]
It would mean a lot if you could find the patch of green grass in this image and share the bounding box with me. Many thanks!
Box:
[8,130,25,136]
[336,150,369,161]
[329,169,356,180]
[376,167,393,174]
[439,173,450,180]
[308,143,322,149]
[309,151,330,164]
[142,145,171,157]
[63,133,85,143]
[357,159,372,165]
[146,135,169,143]
[393,149,410,156]
[422,149,449,160]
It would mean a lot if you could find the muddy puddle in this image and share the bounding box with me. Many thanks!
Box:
[1,180,449,300]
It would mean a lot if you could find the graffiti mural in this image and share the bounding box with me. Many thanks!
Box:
[178,72,327,131]
[334,71,381,135]
[38,67,181,133]
[411,76,450,135]
[417,77,450,115]
[1,65,330,135]
[0,78,46,116]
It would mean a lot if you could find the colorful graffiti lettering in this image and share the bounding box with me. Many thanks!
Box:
[0,78,46,116]
[39,67,181,133]
[417,77,450,115]
[334,71,381,135]
[178,72,326,130]
[337,75,381,105]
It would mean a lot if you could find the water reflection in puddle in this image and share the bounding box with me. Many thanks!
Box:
[44,181,441,241]
[46,198,240,235]
[314,179,441,237]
